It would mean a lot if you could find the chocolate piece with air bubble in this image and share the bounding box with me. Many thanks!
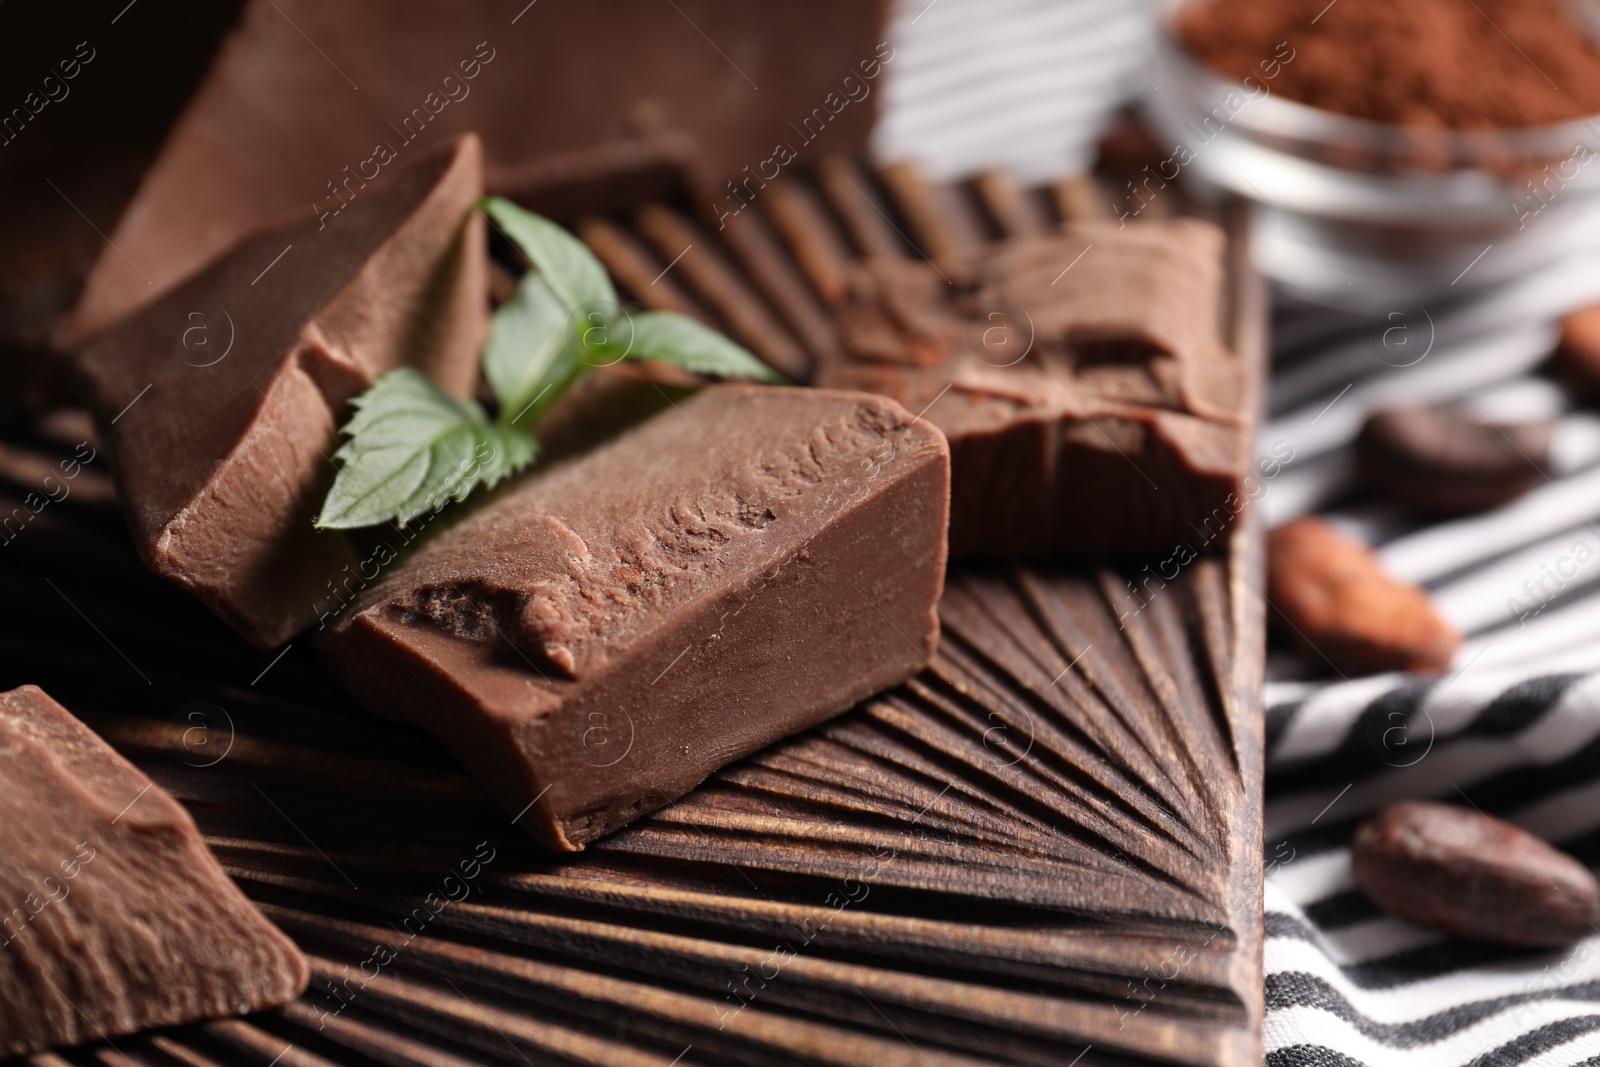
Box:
[320,384,950,850]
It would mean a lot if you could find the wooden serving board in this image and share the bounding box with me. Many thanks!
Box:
[0,165,1266,1067]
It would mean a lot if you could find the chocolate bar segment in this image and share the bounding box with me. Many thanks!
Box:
[0,685,308,1057]
[321,384,950,850]
[59,0,891,343]
[815,217,1250,557]
[75,135,487,648]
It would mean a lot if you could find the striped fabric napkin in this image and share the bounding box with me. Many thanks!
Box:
[1258,289,1600,1066]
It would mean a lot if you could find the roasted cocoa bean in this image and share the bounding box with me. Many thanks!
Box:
[1267,516,1460,674]
[1356,403,1550,517]
[1352,800,1600,948]
[1554,304,1600,400]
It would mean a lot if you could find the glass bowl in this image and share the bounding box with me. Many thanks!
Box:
[1141,0,1600,308]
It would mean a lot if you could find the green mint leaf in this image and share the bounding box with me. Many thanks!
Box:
[473,422,541,490]
[318,212,779,533]
[621,311,783,382]
[480,196,616,315]
[483,271,570,416]
[503,326,587,429]
[316,368,537,529]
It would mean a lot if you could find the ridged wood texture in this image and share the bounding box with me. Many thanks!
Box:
[0,164,1265,1067]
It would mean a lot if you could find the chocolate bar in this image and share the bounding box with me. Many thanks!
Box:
[75,135,487,648]
[0,685,307,1056]
[58,0,892,344]
[814,217,1251,557]
[321,384,949,850]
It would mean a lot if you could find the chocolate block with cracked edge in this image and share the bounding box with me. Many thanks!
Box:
[0,685,308,1057]
[320,384,950,850]
[74,134,487,648]
[815,217,1250,558]
[58,0,892,345]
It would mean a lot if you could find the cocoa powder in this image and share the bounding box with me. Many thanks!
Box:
[1179,0,1600,129]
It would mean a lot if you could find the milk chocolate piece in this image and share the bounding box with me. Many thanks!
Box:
[815,217,1249,557]
[0,685,308,1057]
[322,385,949,850]
[76,135,486,648]
[59,0,890,343]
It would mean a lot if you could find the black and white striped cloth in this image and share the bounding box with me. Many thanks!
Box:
[1257,293,1600,1066]
[872,0,1155,183]
[1262,664,1600,1067]
[883,2,1600,1063]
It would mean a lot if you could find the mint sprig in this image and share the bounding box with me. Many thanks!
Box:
[316,369,536,530]
[612,311,778,380]
[482,272,572,427]
[481,197,616,314]
[316,197,782,530]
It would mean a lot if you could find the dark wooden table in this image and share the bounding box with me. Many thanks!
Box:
[1,165,1266,1067]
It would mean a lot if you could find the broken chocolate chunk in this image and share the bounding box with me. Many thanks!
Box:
[59,1,891,344]
[815,217,1250,557]
[0,685,308,1057]
[75,135,487,648]
[321,384,950,850]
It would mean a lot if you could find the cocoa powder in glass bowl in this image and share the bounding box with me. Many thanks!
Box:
[1142,0,1600,306]
[1179,0,1600,130]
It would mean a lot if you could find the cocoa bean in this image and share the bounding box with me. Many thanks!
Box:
[1554,304,1600,400]
[1352,800,1600,948]
[1267,516,1460,674]
[1356,403,1550,516]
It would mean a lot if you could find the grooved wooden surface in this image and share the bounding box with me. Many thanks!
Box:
[0,166,1265,1067]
